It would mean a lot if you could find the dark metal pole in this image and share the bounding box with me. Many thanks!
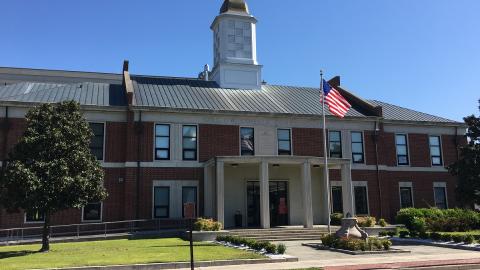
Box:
[189,218,194,270]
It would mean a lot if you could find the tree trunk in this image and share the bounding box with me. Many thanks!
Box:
[39,212,50,252]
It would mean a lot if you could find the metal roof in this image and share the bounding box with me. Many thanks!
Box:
[368,100,457,123]
[0,73,461,124]
[131,76,366,117]
[0,82,126,107]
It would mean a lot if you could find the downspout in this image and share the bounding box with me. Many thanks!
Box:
[373,119,383,218]
[135,111,143,220]
[0,106,9,228]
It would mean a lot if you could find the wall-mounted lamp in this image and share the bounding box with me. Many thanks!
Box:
[231,163,239,168]
[313,165,320,168]
[272,164,280,167]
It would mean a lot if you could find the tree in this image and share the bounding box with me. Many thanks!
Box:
[0,101,107,252]
[448,99,480,207]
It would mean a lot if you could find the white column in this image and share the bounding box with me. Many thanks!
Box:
[260,161,270,229]
[204,165,213,218]
[216,161,225,226]
[320,166,330,224]
[341,162,355,217]
[301,162,314,228]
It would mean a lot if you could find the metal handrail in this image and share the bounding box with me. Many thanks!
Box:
[0,218,188,243]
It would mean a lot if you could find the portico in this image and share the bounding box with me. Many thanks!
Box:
[204,156,355,229]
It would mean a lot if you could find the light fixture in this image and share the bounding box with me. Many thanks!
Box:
[273,164,280,167]
[231,163,239,168]
[313,165,320,168]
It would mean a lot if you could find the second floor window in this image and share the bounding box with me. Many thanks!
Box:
[89,123,104,160]
[351,132,364,163]
[396,134,409,166]
[155,124,170,160]
[183,125,197,161]
[240,127,255,156]
[329,131,342,158]
[277,129,292,155]
[429,136,443,166]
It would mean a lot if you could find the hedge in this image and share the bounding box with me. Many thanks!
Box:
[320,234,392,251]
[216,235,286,254]
[396,208,480,232]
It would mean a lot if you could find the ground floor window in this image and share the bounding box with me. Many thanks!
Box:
[182,186,197,218]
[399,185,414,209]
[331,186,343,213]
[82,202,102,222]
[434,185,448,209]
[25,209,45,223]
[154,187,170,218]
[354,185,369,216]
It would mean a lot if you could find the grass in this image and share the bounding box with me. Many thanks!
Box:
[439,230,480,235]
[0,237,264,270]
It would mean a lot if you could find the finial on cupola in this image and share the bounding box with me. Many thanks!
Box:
[220,0,250,14]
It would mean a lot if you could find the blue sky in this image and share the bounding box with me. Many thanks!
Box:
[1,0,479,121]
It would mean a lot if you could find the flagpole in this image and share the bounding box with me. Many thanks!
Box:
[321,70,332,235]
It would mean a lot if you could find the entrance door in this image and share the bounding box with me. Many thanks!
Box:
[246,181,289,227]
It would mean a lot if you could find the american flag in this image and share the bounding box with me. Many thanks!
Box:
[322,79,351,118]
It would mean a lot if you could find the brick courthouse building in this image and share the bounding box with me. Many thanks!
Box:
[0,0,466,229]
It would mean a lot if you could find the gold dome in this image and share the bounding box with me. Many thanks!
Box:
[220,0,249,14]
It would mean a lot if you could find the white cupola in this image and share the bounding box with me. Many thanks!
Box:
[210,0,263,89]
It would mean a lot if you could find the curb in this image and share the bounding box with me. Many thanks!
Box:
[40,257,299,270]
[398,264,480,270]
[391,238,480,252]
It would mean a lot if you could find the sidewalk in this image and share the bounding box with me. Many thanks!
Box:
[180,241,480,270]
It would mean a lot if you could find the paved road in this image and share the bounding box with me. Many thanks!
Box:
[181,241,480,270]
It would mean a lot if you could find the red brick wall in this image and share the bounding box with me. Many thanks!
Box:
[0,118,26,159]
[198,124,239,162]
[377,132,397,166]
[292,128,323,157]
[442,135,461,167]
[105,122,127,162]
[408,134,431,167]
[364,131,377,165]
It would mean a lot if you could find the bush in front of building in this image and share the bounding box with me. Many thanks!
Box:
[320,234,392,251]
[396,208,480,232]
[330,213,343,225]
[193,218,222,231]
[378,218,388,227]
[357,216,376,227]
[216,235,286,254]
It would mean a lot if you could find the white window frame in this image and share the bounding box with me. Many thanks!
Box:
[88,122,106,162]
[352,181,369,216]
[399,182,414,208]
[428,135,444,167]
[328,130,343,158]
[81,202,103,223]
[350,131,365,164]
[152,180,199,219]
[239,126,255,156]
[330,181,343,214]
[395,133,410,166]
[433,182,448,209]
[182,124,199,161]
[24,210,45,224]
[276,128,293,156]
[153,123,172,161]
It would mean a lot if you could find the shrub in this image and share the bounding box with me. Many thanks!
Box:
[194,218,222,231]
[430,232,442,241]
[452,235,466,243]
[410,217,427,233]
[419,231,430,239]
[378,218,387,227]
[265,243,277,254]
[382,239,392,250]
[321,234,391,251]
[277,243,287,254]
[321,234,337,247]
[465,235,475,244]
[358,216,376,227]
[399,230,409,238]
[378,231,389,237]
[396,208,480,232]
[387,230,397,237]
[441,233,453,242]
[331,213,343,225]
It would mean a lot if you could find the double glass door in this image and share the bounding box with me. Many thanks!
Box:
[247,181,289,227]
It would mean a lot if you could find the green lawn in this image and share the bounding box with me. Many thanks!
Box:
[0,237,264,270]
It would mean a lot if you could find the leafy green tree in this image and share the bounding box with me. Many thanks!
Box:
[448,100,480,207]
[0,101,107,252]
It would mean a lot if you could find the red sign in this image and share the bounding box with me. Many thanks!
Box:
[184,203,196,219]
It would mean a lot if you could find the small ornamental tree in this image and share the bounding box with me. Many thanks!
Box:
[448,99,480,207]
[0,101,106,252]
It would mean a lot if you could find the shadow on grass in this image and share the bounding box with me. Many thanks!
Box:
[0,250,37,259]
[150,243,218,248]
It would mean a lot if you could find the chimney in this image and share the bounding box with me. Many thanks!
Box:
[122,60,134,106]
[204,64,210,81]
